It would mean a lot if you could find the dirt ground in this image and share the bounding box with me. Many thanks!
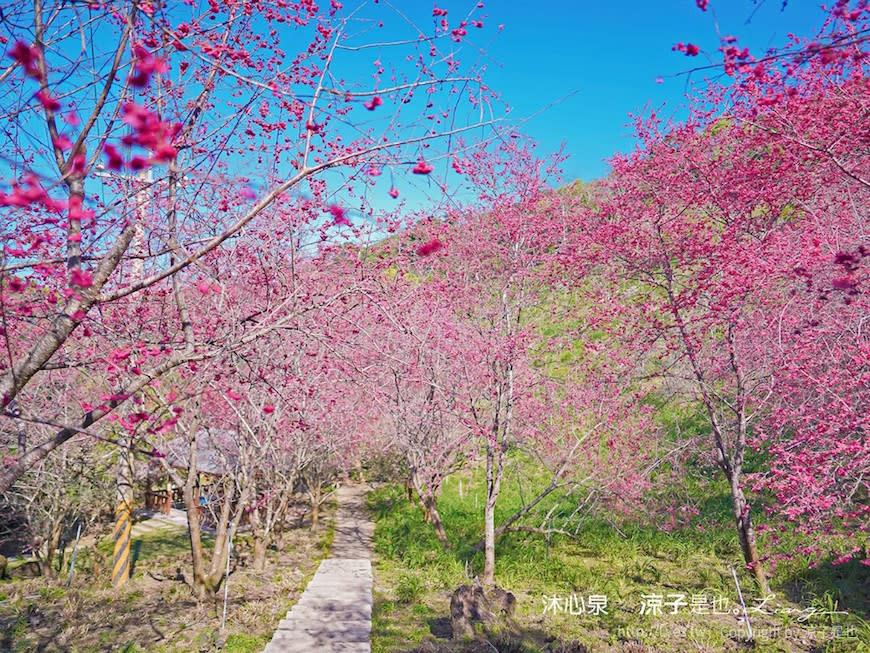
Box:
[0,507,335,653]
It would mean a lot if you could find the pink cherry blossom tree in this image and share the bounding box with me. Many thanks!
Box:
[359,267,474,545]
[0,0,507,493]
[582,1,870,584]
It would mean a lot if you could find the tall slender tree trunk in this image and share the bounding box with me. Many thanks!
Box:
[482,356,512,585]
[185,475,242,600]
[728,474,769,593]
[663,272,769,596]
[207,479,234,582]
[483,440,503,585]
[183,436,210,600]
[264,476,296,557]
[182,434,246,600]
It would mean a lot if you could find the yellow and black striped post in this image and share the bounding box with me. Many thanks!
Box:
[112,436,135,588]
[111,498,133,587]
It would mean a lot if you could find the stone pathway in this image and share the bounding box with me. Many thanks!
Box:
[263,485,374,653]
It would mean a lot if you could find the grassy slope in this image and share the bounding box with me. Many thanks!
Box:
[369,462,869,653]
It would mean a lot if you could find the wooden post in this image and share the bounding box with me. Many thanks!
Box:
[112,435,134,587]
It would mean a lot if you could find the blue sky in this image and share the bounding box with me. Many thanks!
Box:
[326,0,831,218]
[477,0,828,182]
[1,0,832,233]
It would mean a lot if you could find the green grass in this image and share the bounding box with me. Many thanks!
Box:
[319,509,337,555]
[369,458,870,653]
[224,631,270,652]
[2,525,200,587]
[128,527,201,572]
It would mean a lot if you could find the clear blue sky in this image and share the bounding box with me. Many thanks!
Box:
[328,0,829,217]
[4,1,829,228]
[474,0,827,182]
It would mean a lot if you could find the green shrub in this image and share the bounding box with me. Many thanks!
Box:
[395,572,424,603]
[39,585,66,600]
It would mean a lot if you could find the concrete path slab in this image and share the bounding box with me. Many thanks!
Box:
[130,509,187,539]
[263,485,373,653]
[133,507,218,534]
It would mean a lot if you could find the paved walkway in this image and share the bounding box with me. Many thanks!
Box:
[263,485,374,653]
[132,507,190,537]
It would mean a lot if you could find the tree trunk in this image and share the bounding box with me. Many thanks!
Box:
[410,469,449,546]
[269,479,296,551]
[481,330,514,586]
[664,265,770,596]
[250,505,269,571]
[483,441,499,585]
[182,437,209,599]
[39,522,62,578]
[483,497,496,585]
[483,369,510,585]
[207,476,239,583]
[309,480,321,531]
[92,544,104,579]
[253,536,267,570]
[471,480,564,552]
[424,495,449,545]
[729,478,769,594]
[182,436,236,600]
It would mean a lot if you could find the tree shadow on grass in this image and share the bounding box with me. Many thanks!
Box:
[130,540,142,577]
[398,617,605,653]
[780,555,870,620]
[427,615,453,638]
[374,592,603,653]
